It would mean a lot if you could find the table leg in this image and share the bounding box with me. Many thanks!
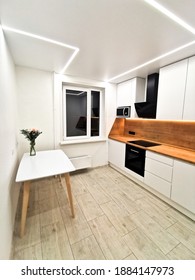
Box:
[64,173,75,218]
[20,181,30,237]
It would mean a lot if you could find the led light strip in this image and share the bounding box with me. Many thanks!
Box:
[144,0,195,35]
[2,25,79,73]
[107,40,195,82]
[107,0,195,82]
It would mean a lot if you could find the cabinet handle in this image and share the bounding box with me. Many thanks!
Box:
[130,149,139,153]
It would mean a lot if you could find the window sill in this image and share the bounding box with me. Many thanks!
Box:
[60,137,107,145]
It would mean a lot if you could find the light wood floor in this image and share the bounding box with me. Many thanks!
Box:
[12,165,195,260]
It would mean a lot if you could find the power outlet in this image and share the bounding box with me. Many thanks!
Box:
[129,131,135,135]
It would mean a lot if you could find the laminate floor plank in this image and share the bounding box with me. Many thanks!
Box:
[89,215,132,260]
[39,195,59,214]
[84,180,111,205]
[38,177,56,201]
[13,165,195,260]
[100,200,136,236]
[60,204,92,245]
[71,235,105,260]
[76,192,103,221]
[14,214,41,252]
[111,190,141,214]
[71,175,88,197]
[41,221,73,260]
[166,207,195,232]
[124,228,167,260]
[167,222,195,253]
[135,197,176,229]
[130,210,180,254]
[40,208,73,260]
[13,243,42,260]
[166,243,195,260]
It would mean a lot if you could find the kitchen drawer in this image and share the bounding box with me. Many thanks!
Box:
[145,158,173,182]
[144,171,171,197]
[146,151,173,166]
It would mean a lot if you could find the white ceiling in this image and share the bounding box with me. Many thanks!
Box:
[0,0,195,83]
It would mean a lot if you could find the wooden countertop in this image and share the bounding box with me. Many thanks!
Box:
[109,135,195,164]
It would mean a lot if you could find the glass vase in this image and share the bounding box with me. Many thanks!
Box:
[30,142,36,156]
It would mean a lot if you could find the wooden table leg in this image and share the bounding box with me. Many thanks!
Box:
[64,173,75,218]
[20,181,30,237]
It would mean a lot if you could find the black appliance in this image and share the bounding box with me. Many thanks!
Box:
[128,140,161,147]
[116,106,131,118]
[125,144,146,177]
[135,73,159,118]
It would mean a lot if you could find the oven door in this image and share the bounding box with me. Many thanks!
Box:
[125,144,146,176]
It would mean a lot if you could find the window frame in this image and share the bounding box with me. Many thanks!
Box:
[62,85,103,141]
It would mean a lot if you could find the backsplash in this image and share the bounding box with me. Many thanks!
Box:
[109,118,195,151]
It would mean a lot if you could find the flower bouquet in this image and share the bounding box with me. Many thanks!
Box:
[21,128,42,156]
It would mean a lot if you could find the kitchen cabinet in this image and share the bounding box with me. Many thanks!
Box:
[108,137,195,218]
[156,59,188,120]
[171,159,195,213]
[108,139,125,170]
[117,77,145,118]
[183,56,195,120]
[156,56,195,120]
[144,151,173,197]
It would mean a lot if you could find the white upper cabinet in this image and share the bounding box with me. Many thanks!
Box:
[157,56,195,120]
[156,59,188,120]
[117,77,145,118]
[183,56,195,120]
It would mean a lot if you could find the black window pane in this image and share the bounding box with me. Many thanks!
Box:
[91,91,100,137]
[66,90,87,137]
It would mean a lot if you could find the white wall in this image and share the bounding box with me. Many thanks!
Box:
[16,67,54,157]
[16,69,117,167]
[0,26,19,259]
[0,26,116,259]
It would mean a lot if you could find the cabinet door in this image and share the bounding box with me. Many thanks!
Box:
[117,78,145,117]
[156,59,188,119]
[117,80,134,107]
[108,140,125,170]
[171,159,195,213]
[183,56,195,120]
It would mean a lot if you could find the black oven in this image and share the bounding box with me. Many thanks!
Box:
[125,144,146,177]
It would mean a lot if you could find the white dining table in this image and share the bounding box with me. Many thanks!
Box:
[16,149,76,237]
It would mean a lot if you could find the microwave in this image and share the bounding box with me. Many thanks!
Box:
[116,106,131,118]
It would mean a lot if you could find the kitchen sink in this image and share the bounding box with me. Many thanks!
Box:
[127,140,161,147]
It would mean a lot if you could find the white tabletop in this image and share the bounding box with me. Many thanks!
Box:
[16,149,75,182]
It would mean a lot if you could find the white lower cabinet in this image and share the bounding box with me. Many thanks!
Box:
[144,151,173,197]
[108,139,125,170]
[108,142,195,217]
[171,159,195,213]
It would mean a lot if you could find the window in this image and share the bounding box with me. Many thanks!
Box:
[63,85,102,140]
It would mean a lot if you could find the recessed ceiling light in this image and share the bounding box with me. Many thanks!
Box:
[2,25,79,73]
